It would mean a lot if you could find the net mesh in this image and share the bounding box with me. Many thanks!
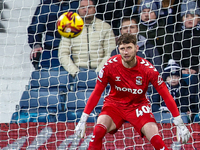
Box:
[0,0,200,149]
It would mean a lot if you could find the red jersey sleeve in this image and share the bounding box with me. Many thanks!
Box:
[156,84,180,117]
[83,61,110,115]
[147,64,180,117]
[83,82,106,115]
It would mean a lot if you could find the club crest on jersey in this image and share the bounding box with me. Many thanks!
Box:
[136,76,142,85]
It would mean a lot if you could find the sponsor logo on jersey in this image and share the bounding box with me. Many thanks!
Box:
[115,85,143,94]
[136,76,142,85]
[157,75,163,85]
[115,76,121,81]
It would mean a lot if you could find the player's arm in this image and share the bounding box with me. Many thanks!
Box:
[27,5,45,49]
[84,82,106,114]
[156,84,179,117]
[75,81,107,138]
[155,82,190,144]
[28,5,45,60]
[148,61,190,144]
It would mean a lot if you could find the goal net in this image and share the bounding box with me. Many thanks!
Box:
[0,0,200,149]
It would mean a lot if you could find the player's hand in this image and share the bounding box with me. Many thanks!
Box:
[173,115,190,144]
[75,112,89,138]
[30,45,43,60]
[75,121,87,138]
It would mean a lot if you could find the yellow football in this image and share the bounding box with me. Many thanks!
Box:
[57,12,84,38]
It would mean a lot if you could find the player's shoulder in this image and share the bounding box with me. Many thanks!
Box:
[137,56,157,72]
[105,55,121,67]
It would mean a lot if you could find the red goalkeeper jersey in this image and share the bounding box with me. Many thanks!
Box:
[84,55,180,117]
[98,55,163,108]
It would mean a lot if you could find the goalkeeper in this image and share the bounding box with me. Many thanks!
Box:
[75,33,190,150]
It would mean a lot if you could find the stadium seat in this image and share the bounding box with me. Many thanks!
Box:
[66,91,104,108]
[16,90,104,123]
[10,108,57,123]
[58,91,104,122]
[73,70,97,91]
[153,112,189,123]
[58,109,101,123]
[30,67,73,90]
[193,114,200,123]
[73,70,110,93]
[19,87,67,112]
[11,87,68,123]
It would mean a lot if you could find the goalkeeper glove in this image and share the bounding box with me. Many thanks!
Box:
[173,115,190,144]
[75,112,89,138]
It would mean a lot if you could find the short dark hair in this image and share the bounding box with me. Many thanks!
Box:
[91,0,97,5]
[117,33,137,46]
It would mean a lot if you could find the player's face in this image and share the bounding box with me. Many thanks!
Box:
[120,20,138,35]
[166,75,180,87]
[140,9,157,22]
[78,0,95,21]
[182,14,200,28]
[119,43,139,68]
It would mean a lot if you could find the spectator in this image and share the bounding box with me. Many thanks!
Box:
[159,0,180,33]
[27,0,79,69]
[58,0,116,77]
[151,59,198,121]
[136,0,181,32]
[138,0,173,66]
[137,0,161,10]
[111,17,162,73]
[95,0,125,36]
[172,0,200,74]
